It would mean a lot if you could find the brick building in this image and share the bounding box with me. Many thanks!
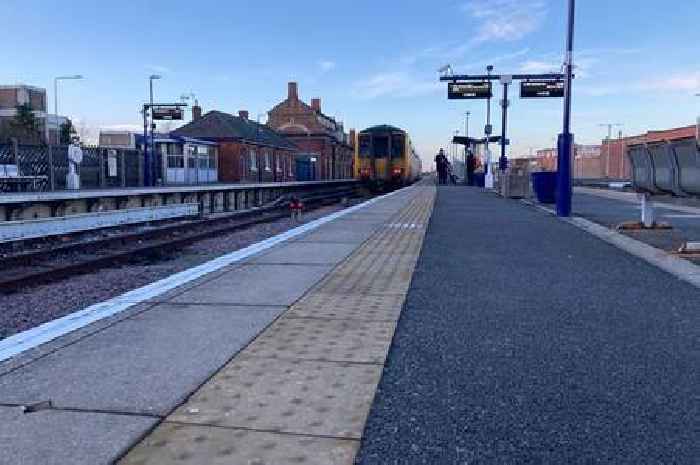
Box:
[267,82,353,180]
[172,109,297,183]
[536,124,698,179]
[0,84,67,144]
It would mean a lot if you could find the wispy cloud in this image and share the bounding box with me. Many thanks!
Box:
[353,72,441,100]
[146,64,171,74]
[461,0,548,44]
[318,60,336,72]
[639,71,700,92]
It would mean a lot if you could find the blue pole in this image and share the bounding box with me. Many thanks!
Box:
[556,0,575,217]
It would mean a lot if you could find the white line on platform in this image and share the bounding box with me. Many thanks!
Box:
[0,187,409,363]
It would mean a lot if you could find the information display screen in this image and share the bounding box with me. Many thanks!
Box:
[152,106,184,120]
[520,80,565,98]
[448,81,492,99]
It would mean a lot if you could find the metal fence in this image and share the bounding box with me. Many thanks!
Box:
[0,144,142,192]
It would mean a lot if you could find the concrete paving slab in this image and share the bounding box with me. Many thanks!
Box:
[119,422,359,465]
[293,227,375,244]
[249,241,359,265]
[288,292,405,321]
[169,264,332,306]
[0,406,156,465]
[245,317,396,364]
[169,356,381,439]
[0,304,283,415]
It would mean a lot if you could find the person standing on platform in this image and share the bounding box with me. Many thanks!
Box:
[435,148,448,185]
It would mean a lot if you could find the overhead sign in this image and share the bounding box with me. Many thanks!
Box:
[448,81,492,99]
[152,106,184,120]
[520,80,565,98]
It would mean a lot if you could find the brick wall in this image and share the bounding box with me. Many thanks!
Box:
[217,141,296,183]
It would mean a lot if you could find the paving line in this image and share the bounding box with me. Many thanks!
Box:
[0,187,410,364]
[118,186,436,465]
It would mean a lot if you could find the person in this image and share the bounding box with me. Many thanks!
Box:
[434,148,448,185]
[466,150,476,186]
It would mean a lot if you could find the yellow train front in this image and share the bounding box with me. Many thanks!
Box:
[353,125,422,190]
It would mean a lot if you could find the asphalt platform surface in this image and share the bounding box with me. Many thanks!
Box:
[356,186,699,464]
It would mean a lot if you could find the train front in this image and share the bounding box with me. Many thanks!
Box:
[355,125,408,189]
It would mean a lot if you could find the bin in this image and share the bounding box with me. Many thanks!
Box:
[531,171,557,204]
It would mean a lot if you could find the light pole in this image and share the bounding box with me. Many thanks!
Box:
[599,123,622,178]
[53,75,83,143]
[146,74,161,186]
[556,0,575,217]
[485,65,494,176]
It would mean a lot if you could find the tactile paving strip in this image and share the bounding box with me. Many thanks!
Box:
[288,292,406,321]
[168,356,381,438]
[245,317,396,364]
[120,186,436,465]
[120,422,359,465]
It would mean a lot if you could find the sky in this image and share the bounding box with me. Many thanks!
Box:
[3,0,699,168]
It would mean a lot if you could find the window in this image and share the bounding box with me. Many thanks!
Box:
[276,153,281,172]
[264,151,271,171]
[391,134,405,159]
[373,136,389,157]
[359,135,371,158]
[249,149,257,171]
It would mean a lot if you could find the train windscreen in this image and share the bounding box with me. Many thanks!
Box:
[391,134,405,158]
[359,135,371,158]
[373,135,389,158]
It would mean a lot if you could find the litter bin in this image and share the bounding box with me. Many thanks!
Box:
[531,171,557,204]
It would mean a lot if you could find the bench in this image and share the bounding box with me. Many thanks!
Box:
[627,137,700,226]
[0,164,47,192]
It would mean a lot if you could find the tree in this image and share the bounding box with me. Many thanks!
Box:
[60,119,76,145]
[10,103,42,144]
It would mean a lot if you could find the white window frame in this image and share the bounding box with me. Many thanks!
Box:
[275,152,282,172]
[249,149,257,171]
[264,150,271,172]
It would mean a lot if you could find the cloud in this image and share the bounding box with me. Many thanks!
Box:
[100,124,143,132]
[518,60,561,74]
[461,0,548,44]
[318,60,336,72]
[146,64,171,74]
[638,72,700,92]
[353,72,441,100]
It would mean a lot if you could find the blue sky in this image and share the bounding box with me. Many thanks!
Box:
[3,0,699,167]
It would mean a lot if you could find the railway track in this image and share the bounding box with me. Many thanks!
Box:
[0,188,361,293]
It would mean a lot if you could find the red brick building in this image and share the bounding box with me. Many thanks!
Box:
[536,124,698,179]
[267,82,354,180]
[172,109,298,183]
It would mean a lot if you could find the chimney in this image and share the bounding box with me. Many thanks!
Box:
[238,110,249,120]
[192,101,202,121]
[311,98,321,112]
[288,82,298,100]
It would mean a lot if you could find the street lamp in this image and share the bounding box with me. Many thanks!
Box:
[53,75,83,143]
[599,123,622,178]
[144,75,162,186]
[556,0,575,217]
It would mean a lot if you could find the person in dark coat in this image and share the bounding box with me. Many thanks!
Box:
[434,148,448,185]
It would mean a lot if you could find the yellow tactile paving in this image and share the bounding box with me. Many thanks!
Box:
[119,185,436,465]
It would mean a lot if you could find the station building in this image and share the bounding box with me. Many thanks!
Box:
[171,108,298,183]
[267,82,354,181]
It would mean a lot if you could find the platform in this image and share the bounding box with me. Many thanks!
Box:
[0,183,434,465]
[356,186,699,464]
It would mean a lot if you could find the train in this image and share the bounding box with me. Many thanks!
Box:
[353,125,422,189]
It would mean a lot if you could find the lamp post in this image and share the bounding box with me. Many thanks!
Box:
[598,123,622,178]
[556,0,575,217]
[465,111,471,182]
[146,74,161,186]
[53,75,83,143]
[485,65,494,177]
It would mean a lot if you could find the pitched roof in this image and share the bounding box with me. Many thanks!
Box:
[172,111,297,150]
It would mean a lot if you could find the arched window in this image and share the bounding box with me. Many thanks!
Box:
[249,149,257,171]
